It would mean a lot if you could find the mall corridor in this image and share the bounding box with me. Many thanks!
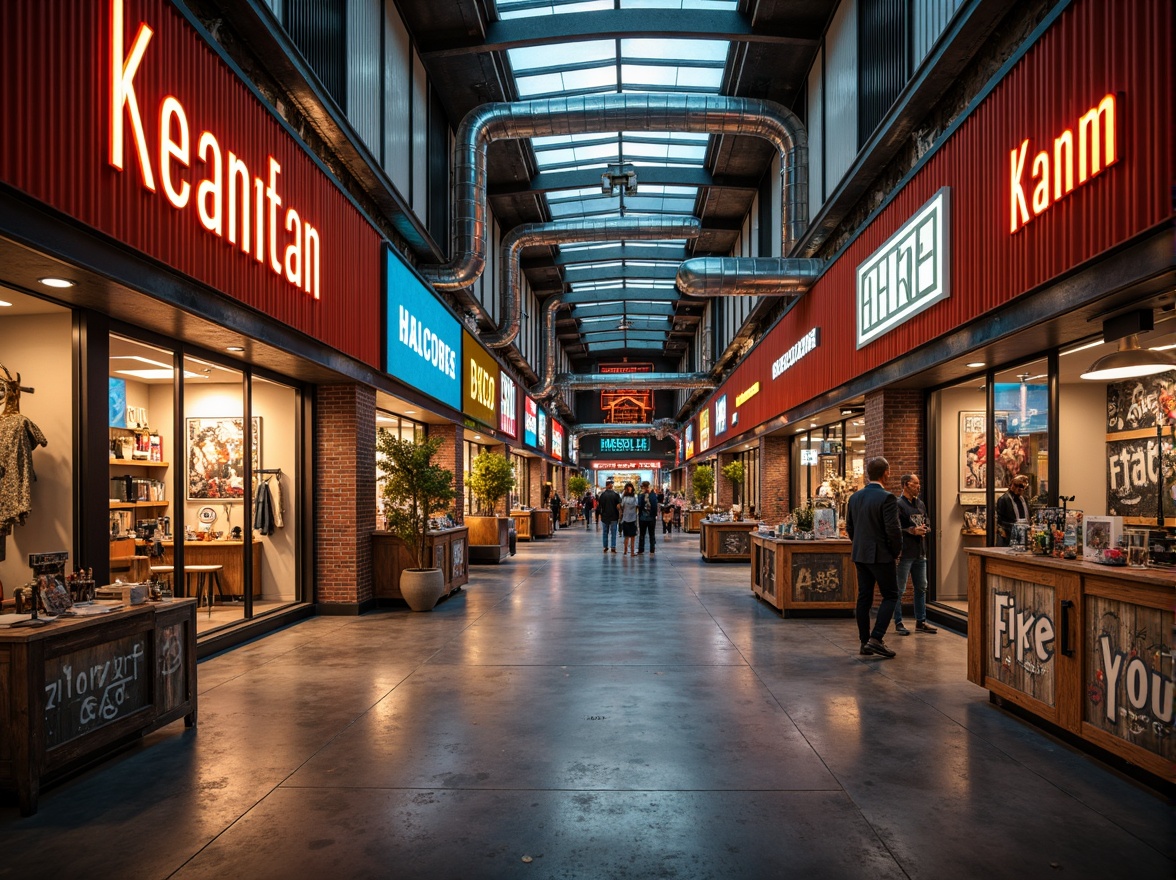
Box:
[1,528,1171,879]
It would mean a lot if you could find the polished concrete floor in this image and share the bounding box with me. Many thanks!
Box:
[2,526,1171,879]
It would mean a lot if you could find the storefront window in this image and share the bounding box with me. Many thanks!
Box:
[733,448,760,515]
[994,358,1050,505]
[792,420,862,510]
[463,440,492,515]
[375,411,425,527]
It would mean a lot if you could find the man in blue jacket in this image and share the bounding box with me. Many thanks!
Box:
[596,479,621,553]
[846,456,903,658]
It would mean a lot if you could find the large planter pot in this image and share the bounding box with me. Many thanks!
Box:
[399,568,445,611]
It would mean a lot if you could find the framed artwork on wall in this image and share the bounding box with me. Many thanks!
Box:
[187,417,261,500]
[959,412,1013,491]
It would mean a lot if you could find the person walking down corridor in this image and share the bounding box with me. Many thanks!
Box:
[619,482,638,556]
[846,456,903,659]
[583,490,595,529]
[661,491,674,537]
[597,480,621,554]
[637,481,659,555]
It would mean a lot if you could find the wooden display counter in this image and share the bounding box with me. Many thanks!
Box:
[532,509,554,538]
[966,548,1175,783]
[685,509,707,533]
[699,520,758,562]
[0,599,198,815]
[750,534,858,614]
[466,516,510,564]
[511,510,534,541]
[372,528,469,602]
[150,540,262,599]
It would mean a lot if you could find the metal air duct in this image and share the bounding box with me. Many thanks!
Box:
[676,256,825,297]
[419,94,810,290]
[483,215,702,349]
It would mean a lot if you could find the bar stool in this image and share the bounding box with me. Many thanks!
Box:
[184,565,225,616]
[149,565,175,594]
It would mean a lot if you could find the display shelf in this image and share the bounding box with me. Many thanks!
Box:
[110,501,169,509]
[109,460,170,468]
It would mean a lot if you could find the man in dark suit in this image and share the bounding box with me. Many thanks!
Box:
[846,456,903,658]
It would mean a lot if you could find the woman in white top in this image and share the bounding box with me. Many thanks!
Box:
[619,483,639,556]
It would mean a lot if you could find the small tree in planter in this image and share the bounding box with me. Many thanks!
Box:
[692,465,715,507]
[567,474,589,499]
[377,432,456,610]
[721,460,745,510]
[468,451,515,515]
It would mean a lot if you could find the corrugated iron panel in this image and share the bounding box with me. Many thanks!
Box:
[699,0,1172,454]
[912,0,966,67]
[824,0,860,196]
[858,0,909,145]
[0,0,381,368]
[284,0,346,105]
[346,0,382,157]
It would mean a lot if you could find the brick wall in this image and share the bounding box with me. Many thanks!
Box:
[315,384,376,609]
[430,423,464,519]
[529,457,544,507]
[864,389,925,494]
[717,453,735,509]
[760,433,791,523]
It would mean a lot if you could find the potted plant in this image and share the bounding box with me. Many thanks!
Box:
[792,505,815,538]
[692,465,715,507]
[567,474,589,499]
[377,432,456,610]
[721,460,745,514]
[466,450,515,563]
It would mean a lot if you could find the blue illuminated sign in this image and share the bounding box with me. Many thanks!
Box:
[384,247,461,410]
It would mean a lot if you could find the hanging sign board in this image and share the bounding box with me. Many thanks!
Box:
[384,247,460,410]
[461,330,498,427]
[499,372,518,438]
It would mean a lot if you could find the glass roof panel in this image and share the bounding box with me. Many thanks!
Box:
[509,41,614,72]
[621,38,729,62]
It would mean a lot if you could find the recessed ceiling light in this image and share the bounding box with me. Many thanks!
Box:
[226,345,245,352]
[403,410,416,415]
[966,362,985,368]
[474,435,482,440]
[39,277,75,288]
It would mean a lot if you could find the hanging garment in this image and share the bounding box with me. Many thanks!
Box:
[253,478,275,536]
[0,413,48,538]
[269,472,284,528]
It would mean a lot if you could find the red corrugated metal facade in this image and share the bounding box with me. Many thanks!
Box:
[696,0,1172,457]
[0,0,381,368]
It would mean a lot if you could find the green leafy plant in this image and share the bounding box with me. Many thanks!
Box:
[567,474,590,498]
[377,431,456,569]
[692,465,715,505]
[792,506,814,533]
[467,450,515,515]
[721,460,745,505]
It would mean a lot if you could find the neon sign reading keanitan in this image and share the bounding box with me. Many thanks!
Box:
[109,0,322,299]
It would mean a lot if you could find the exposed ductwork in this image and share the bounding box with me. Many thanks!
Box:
[573,419,681,441]
[676,257,825,297]
[418,93,810,290]
[483,215,702,349]
[529,288,714,399]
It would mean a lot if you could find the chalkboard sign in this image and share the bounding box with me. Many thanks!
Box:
[44,634,151,746]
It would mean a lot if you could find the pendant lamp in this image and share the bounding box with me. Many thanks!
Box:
[1080,334,1176,381]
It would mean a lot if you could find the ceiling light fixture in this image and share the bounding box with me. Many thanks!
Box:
[0,300,11,307]
[226,346,245,352]
[966,362,986,368]
[1081,334,1176,380]
[39,277,75,288]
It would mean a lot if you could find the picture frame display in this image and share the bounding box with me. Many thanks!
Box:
[959,412,1015,491]
[1082,515,1122,559]
[187,417,261,500]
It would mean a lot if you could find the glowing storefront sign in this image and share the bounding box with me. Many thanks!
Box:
[384,248,460,409]
[699,409,710,452]
[685,424,695,459]
[1010,94,1118,234]
[771,328,820,379]
[109,0,321,299]
[715,395,727,436]
[537,409,548,451]
[735,382,760,407]
[856,188,950,348]
[499,372,517,438]
[591,460,663,470]
[524,397,538,447]
[462,331,497,427]
[552,422,564,461]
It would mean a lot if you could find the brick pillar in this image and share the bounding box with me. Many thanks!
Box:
[760,433,791,523]
[315,384,376,612]
[716,453,735,509]
[430,423,464,520]
[864,389,924,493]
[528,458,544,507]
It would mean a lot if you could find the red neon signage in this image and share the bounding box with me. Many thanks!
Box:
[109,0,322,298]
[1009,93,1118,234]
